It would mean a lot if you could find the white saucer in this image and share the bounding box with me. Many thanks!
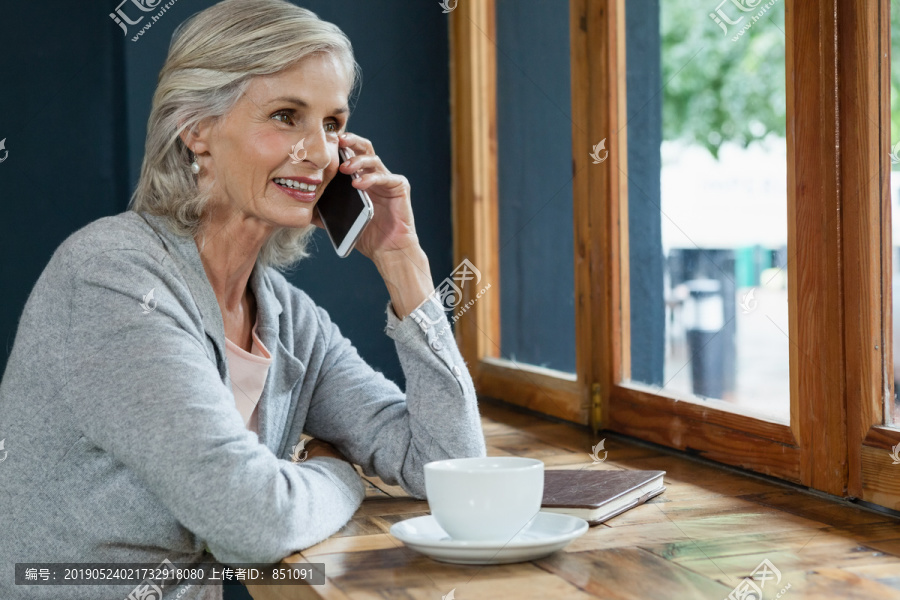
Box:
[389,511,588,565]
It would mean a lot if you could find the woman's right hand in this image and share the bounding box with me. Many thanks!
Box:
[303,438,352,464]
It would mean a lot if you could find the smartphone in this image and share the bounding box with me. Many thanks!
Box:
[315,146,375,258]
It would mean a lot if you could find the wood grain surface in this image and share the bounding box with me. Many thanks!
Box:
[244,400,900,599]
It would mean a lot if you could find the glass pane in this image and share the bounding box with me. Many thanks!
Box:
[495,0,576,373]
[889,0,900,426]
[625,0,789,422]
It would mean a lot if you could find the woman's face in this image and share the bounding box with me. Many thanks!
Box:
[197,53,351,231]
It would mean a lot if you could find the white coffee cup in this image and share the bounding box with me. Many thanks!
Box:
[424,457,544,541]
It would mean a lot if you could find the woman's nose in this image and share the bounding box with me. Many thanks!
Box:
[302,128,332,170]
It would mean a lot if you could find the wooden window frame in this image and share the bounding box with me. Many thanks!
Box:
[449,0,900,509]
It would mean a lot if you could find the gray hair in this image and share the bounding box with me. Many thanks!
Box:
[128,0,361,270]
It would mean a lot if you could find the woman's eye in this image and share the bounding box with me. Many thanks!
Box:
[272,111,294,125]
[273,112,340,132]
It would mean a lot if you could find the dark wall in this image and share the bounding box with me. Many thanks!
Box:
[496,0,577,373]
[0,1,129,361]
[625,0,665,386]
[0,0,454,388]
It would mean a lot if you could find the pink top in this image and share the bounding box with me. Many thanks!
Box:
[224,322,272,434]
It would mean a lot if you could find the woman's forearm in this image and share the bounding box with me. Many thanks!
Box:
[373,245,434,320]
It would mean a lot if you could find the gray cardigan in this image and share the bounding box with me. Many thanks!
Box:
[0,211,486,599]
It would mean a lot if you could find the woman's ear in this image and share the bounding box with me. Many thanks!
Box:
[178,118,214,156]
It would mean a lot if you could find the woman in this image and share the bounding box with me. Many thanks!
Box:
[0,0,486,597]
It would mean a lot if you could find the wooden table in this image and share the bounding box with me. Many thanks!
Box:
[246,401,900,599]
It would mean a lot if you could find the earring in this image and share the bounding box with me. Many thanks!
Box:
[190,157,200,175]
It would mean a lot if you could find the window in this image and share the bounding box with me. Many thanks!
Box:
[450,0,900,511]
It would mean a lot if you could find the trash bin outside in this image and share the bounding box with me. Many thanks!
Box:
[668,248,737,399]
[683,278,726,399]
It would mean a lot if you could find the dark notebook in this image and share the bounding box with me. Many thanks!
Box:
[541,469,666,525]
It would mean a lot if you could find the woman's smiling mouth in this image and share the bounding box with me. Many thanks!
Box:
[273,177,319,191]
[273,176,321,203]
